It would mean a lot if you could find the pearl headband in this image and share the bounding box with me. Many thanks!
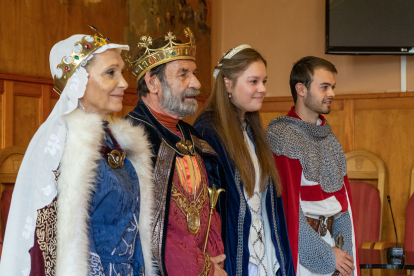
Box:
[213,44,252,79]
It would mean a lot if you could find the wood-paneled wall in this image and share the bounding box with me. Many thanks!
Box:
[0,73,140,149]
[1,72,413,246]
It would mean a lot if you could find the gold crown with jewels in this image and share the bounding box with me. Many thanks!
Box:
[124,27,196,81]
[53,26,110,95]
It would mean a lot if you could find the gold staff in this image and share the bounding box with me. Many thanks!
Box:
[203,185,225,253]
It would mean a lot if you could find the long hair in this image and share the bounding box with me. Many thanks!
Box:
[196,48,281,197]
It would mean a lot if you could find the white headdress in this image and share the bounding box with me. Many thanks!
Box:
[0,34,128,275]
[213,44,252,79]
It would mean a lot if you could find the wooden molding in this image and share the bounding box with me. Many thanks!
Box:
[263,92,414,102]
[2,81,14,149]
[14,82,42,98]
[0,72,53,85]
[343,100,355,152]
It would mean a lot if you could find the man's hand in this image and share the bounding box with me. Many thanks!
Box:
[333,247,355,276]
[210,254,227,276]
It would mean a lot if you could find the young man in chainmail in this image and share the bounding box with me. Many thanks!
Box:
[266,56,359,276]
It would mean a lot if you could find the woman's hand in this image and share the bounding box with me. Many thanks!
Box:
[210,254,227,276]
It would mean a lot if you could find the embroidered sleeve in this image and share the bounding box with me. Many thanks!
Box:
[89,252,105,276]
[30,197,58,276]
[198,253,213,276]
[88,220,105,276]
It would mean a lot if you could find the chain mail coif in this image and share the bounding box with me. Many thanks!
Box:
[267,116,347,193]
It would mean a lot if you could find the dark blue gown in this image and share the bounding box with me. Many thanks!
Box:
[88,124,145,276]
[194,112,295,276]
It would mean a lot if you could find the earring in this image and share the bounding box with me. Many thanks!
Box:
[228,93,232,98]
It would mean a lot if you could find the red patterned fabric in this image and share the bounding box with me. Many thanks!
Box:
[1,186,14,229]
[29,228,46,276]
[165,155,224,276]
[349,181,381,249]
[405,194,414,251]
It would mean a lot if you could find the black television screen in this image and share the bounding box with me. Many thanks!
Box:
[326,0,414,55]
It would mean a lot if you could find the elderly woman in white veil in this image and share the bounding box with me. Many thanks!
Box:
[0,29,154,276]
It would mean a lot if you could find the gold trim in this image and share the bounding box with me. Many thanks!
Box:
[124,27,196,82]
[135,55,195,81]
[35,197,58,276]
[54,33,109,95]
[198,253,212,276]
[127,114,157,130]
[127,114,186,157]
[171,181,208,219]
[171,152,208,234]
[192,135,218,156]
[151,141,176,276]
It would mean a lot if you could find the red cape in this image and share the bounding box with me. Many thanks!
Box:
[273,107,360,275]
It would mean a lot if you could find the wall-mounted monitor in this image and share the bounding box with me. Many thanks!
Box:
[326,0,414,55]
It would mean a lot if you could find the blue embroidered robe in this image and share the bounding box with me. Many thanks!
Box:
[194,112,296,276]
[88,126,145,276]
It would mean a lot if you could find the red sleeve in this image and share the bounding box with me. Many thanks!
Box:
[165,224,214,276]
[273,153,303,273]
[29,230,46,276]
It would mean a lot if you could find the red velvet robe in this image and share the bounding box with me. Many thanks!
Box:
[273,107,360,276]
[164,133,224,276]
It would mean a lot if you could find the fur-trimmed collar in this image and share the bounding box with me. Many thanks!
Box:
[56,109,155,276]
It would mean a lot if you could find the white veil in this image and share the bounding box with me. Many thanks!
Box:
[0,34,128,275]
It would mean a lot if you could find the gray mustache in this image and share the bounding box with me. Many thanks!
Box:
[181,89,200,100]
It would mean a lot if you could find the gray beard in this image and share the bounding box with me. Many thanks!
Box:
[160,83,199,118]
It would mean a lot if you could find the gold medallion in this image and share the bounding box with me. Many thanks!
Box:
[187,204,200,234]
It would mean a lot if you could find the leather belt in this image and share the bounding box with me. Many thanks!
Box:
[306,215,334,237]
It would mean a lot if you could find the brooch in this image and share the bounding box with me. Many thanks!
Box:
[176,140,195,155]
[107,150,126,169]
[187,203,201,234]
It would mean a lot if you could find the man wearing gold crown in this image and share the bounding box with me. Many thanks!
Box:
[125,28,226,276]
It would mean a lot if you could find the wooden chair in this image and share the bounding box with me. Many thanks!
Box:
[345,150,387,250]
[0,146,25,257]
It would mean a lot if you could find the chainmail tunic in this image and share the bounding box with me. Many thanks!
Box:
[267,116,347,193]
[333,211,354,261]
[298,208,336,274]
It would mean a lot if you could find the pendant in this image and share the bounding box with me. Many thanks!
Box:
[187,204,200,234]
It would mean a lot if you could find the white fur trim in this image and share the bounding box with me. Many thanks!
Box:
[56,109,104,276]
[109,117,156,276]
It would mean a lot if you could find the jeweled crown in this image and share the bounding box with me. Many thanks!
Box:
[53,28,109,95]
[124,27,196,81]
